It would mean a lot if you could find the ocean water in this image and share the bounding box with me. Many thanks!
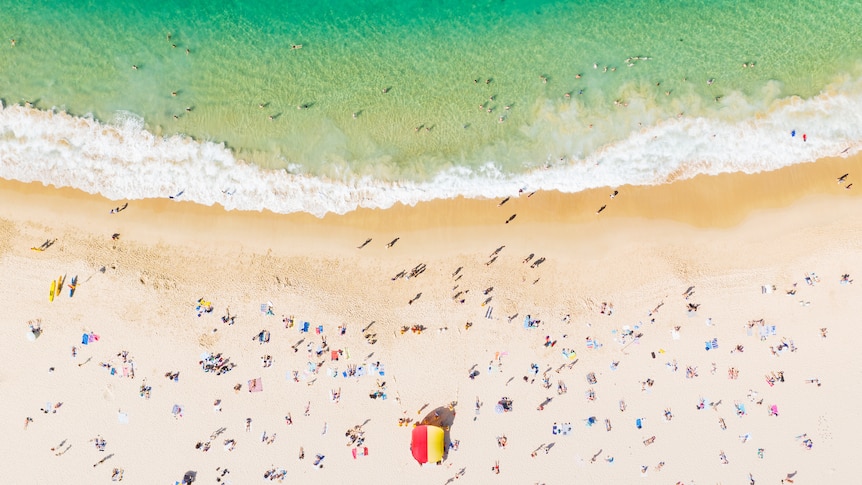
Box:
[1,0,861,216]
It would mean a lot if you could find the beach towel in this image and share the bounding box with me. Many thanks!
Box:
[317,325,324,334]
[705,338,718,350]
[672,330,680,340]
[118,411,129,424]
[248,378,263,393]
[301,322,310,333]
[636,418,643,429]
[331,350,339,361]
[81,333,89,345]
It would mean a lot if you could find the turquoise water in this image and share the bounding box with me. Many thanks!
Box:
[0,1,861,214]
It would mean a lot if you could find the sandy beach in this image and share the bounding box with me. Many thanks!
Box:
[2,154,861,484]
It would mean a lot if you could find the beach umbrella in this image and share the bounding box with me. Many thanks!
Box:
[411,425,444,465]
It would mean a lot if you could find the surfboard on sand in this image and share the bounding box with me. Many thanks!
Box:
[50,280,56,302]
[56,275,65,297]
[69,275,78,297]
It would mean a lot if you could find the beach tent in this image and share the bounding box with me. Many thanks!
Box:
[411,425,444,465]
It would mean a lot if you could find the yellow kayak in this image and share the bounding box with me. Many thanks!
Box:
[50,280,56,302]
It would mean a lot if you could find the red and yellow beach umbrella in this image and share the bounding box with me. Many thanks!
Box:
[411,425,444,464]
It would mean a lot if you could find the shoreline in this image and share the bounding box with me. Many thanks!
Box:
[1,151,859,243]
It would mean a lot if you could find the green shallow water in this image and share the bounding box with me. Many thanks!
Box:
[1,0,861,180]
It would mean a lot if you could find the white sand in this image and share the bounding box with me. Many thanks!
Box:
[1,161,861,484]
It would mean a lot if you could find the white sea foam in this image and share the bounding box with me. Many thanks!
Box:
[1,78,861,217]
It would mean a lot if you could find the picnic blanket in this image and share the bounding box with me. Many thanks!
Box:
[81,332,99,345]
[758,325,777,339]
[248,378,263,393]
[585,339,602,350]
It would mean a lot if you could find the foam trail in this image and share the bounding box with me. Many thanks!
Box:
[0,82,861,217]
